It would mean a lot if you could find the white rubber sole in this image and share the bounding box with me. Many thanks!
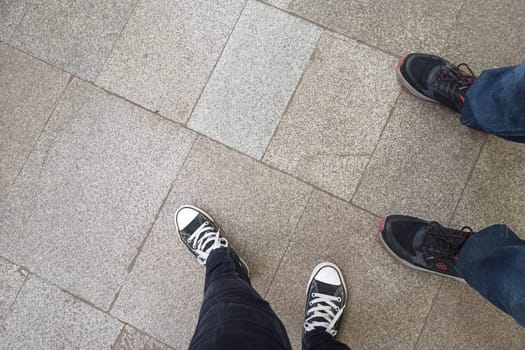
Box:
[174,205,250,276]
[306,262,348,299]
[378,222,465,284]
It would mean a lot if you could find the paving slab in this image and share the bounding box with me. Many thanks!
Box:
[188,0,320,159]
[353,94,485,223]
[0,79,196,309]
[111,137,312,348]
[0,275,122,350]
[0,258,27,324]
[451,137,525,236]
[266,191,442,350]
[415,280,525,350]
[264,34,398,200]
[287,0,462,55]
[97,0,244,124]
[0,43,69,195]
[113,326,173,350]
[441,0,525,72]
[263,0,292,9]
[0,0,28,40]
[9,0,137,80]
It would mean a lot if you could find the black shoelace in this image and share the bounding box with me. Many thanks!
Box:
[422,222,473,258]
[431,63,476,101]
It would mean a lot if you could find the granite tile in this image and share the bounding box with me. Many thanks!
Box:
[0,276,122,350]
[113,326,173,350]
[0,258,27,324]
[188,0,320,159]
[416,280,525,350]
[353,94,485,223]
[97,0,244,124]
[0,0,28,40]
[9,0,137,80]
[264,34,399,200]
[0,79,196,309]
[263,0,291,9]
[452,137,525,236]
[266,191,442,350]
[111,137,312,348]
[288,0,462,55]
[0,43,69,195]
[441,0,525,72]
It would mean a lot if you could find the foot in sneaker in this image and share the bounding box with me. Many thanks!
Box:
[379,215,473,281]
[396,53,476,113]
[304,263,347,339]
[174,205,248,274]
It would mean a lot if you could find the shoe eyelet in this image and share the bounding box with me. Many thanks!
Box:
[337,297,341,302]
[311,293,316,297]
[309,302,313,306]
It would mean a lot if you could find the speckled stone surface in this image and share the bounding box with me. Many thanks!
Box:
[188,0,320,159]
[0,258,26,324]
[451,137,525,236]
[263,0,292,9]
[440,0,525,72]
[0,79,196,309]
[113,326,173,350]
[0,276,122,350]
[264,33,398,200]
[110,137,312,348]
[287,0,462,55]
[3,1,525,348]
[415,280,525,350]
[0,0,28,40]
[353,94,486,223]
[97,0,244,124]
[266,191,442,350]
[9,0,137,80]
[0,44,69,195]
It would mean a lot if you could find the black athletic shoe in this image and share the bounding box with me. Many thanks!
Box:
[396,53,476,113]
[379,215,473,282]
[303,263,347,338]
[174,205,248,274]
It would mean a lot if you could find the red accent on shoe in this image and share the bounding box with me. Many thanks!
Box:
[435,262,449,271]
[397,54,408,69]
[378,217,387,233]
[460,94,465,103]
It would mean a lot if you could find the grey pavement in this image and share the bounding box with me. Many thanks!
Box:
[1,0,525,349]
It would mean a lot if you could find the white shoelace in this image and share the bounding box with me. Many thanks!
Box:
[187,222,228,265]
[304,293,345,336]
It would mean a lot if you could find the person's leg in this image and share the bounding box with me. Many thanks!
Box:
[456,224,525,327]
[396,53,525,143]
[379,216,525,327]
[302,263,352,350]
[174,205,292,350]
[461,62,525,142]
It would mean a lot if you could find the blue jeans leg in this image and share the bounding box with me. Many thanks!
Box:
[457,224,525,327]
[188,247,292,350]
[461,61,525,143]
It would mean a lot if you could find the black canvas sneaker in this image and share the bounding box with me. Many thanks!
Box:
[397,53,476,113]
[174,205,248,274]
[379,215,473,282]
[303,263,347,338]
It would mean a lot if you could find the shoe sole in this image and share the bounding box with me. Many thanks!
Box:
[396,54,439,104]
[377,217,465,284]
[305,262,348,302]
[174,205,250,276]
